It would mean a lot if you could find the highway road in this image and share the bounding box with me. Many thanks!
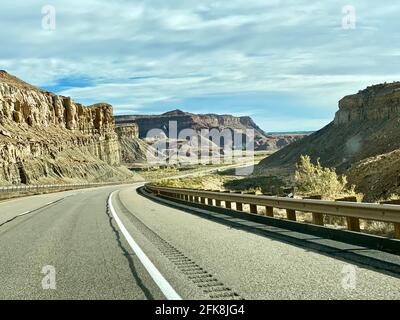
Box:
[0,184,399,300]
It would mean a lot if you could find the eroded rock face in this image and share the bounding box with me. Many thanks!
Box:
[256,81,400,201]
[335,82,400,124]
[115,109,306,151]
[0,71,131,185]
[115,124,160,164]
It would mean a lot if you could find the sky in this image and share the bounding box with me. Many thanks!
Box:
[0,1,399,132]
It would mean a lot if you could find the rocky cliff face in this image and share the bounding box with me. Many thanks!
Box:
[0,71,134,185]
[115,124,159,164]
[335,82,400,124]
[116,109,267,137]
[115,109,305,152]
[256,81,400,201]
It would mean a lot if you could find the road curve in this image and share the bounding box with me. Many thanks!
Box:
[0,185,164,299]
[0,184,399,300]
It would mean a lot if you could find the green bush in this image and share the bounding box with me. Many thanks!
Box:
[223,176,286,194]
[294,155,357,200]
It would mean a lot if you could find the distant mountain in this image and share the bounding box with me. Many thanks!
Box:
[115,109,306,152]
[256,82,400,201]
[268,131,314,135]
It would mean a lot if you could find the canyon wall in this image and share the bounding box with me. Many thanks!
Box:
[115,109,267,138]
[334,82,400,124]
[256,81,400,201]
[0,71,134,185]
[115,109,305,151]
[115,124,159,164]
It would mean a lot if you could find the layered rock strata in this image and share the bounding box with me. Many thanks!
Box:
[0,71,134,185]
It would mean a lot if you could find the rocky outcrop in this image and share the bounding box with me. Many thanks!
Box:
[347,149,400,201]
[0,71,135,185]
[115,109,306,152]
[256,81,400,201]
[115,124,159,164]
[116,109,267,138]
[335,82,400,125]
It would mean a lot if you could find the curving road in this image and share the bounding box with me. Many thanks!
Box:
[0,184,399,300]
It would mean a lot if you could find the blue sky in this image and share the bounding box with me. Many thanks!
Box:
[1,1,400,131]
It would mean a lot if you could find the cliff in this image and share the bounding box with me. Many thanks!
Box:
[115,109,305,152]
[0,71,135,185]
[116,110,264,138]
[256,82,400,201]
[334,82,400,124]
[115,124,159,164]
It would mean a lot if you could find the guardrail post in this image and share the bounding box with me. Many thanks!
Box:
[213,191,222,207]
[234,191,243,211]
[380,199,400,239]
[265,206,274,217]
[223,191,232,209]
[250,204,258,214]
[204,190,213,206]
[286,209,296,221]
[305,195,324,226]
[259,194,274,217]
[336,196,360,232]
[395,224,400,240]
[246,192,258,214]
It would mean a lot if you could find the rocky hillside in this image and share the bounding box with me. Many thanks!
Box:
[115,109,306,152]
[115,124,159,164]
[256,82,400,201]
[0,70,135,185]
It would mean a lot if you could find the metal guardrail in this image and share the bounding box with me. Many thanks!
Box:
[145,185,400,239]
[0,182,122,195]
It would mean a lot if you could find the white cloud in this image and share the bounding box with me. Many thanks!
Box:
[0,0,399,130]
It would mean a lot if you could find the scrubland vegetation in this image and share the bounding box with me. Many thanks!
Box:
[155,154,397,237]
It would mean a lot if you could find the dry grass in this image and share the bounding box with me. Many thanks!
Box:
[156,174,231,190]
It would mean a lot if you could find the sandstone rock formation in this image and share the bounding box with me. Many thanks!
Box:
[115,124,159,164]
[115,109,306,152]
[0,71,135,185]
[256,82,400,201]
[335,82,400,124]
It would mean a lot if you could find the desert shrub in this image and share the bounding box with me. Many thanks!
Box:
[223,176,286,194]
[294,155,357,200]
[156,175,226,190]
[380,194,400,202]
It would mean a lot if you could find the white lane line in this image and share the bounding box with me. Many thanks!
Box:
[11,195,75,219]
[108,191,182,300]
[17,211,31,217]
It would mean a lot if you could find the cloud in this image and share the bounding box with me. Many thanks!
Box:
[0,0,399,131]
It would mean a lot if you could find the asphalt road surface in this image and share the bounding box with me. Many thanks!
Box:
[0,184,399,300]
